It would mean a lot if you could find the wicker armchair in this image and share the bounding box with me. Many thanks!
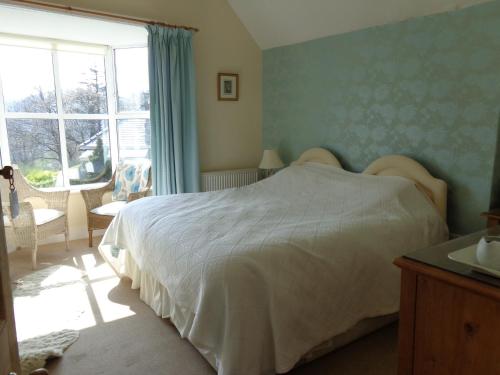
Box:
[0,168,70,269]
[81,162,152,247]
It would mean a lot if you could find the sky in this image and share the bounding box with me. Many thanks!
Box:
[0,44,148,108]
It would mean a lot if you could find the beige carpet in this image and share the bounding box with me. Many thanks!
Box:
[14,265,83,374]
[8,239,398,375]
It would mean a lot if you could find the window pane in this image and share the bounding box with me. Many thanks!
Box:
[58,52,108,114]
[6,119,62,188]
[117,119,150,160]
[0,46,57,113]
[65,120,112,185]
[115,48,149,112]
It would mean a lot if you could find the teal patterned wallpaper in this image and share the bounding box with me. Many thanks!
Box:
[263,1,500,234]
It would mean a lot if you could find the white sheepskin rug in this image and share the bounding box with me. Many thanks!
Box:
[18,329,79,374]
[13,265,87,374]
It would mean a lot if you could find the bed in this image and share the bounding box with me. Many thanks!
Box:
[99,147,448,375]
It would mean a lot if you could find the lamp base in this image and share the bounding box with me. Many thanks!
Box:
[260,169,276,179]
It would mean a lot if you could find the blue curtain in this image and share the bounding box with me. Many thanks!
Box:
[147,25,200,195]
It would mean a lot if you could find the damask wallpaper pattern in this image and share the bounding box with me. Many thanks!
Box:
[263,0,500,234]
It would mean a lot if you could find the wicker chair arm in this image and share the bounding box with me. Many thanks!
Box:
[0,203,11,243]
[9,201,36,229]
[80,178,115,211]
[18,178,51,198]
[39,189,70,212]
[1,201,11,219]
[127,187,152,202]
[11,169,69,211]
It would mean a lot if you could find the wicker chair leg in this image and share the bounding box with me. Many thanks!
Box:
[31,244,38,270]
[65,229,70,251]
[88,229,93,248]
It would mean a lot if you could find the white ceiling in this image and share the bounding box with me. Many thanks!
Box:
[227,0,492,49]
[0,4,147,47]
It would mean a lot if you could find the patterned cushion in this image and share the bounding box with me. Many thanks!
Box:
[112,159,151,201]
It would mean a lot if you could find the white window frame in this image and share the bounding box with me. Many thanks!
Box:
[0,41,150,189]
[111,45,151,168]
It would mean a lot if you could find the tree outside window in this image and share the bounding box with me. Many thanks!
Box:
[0,43,150,188]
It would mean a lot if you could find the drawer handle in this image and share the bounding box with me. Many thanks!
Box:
[464,322,479,338]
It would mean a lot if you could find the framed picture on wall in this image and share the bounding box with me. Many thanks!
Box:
[218,73,239,101]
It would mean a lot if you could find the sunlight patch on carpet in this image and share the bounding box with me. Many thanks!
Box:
[13,265,89,374]
[14,265,96,341]
[81,252,116,280]
[13,260,137,373]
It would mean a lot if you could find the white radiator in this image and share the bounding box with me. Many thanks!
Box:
[201,168,259,192]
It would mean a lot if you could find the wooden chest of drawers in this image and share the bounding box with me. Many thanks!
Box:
[395,229,500,375]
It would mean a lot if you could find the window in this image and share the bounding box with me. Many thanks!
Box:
[0,46,57,113]
[114,47,151,161]
[0,39,150,188]
[115,47,149,112]
[6,118,62,187]
[59,51,108,114]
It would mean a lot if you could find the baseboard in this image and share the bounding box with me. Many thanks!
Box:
[39,226,106,244]
[6,226,106,253]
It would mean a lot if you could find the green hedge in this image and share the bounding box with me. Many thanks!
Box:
[25,169,57,188]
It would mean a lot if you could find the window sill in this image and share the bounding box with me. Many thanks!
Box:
[70,182,108,193]
[38,182,109,194]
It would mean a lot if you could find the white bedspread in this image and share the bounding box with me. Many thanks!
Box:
[100,163,448,375]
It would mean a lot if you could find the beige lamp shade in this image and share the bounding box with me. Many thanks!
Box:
[259,149,284,170]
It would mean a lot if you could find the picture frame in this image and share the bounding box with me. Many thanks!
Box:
[217,73,239,101]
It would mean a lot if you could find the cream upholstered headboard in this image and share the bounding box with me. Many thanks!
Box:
[291,148,342,168]
[363,155,447,220]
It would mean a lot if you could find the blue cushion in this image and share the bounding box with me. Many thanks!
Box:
[112,159,151,201]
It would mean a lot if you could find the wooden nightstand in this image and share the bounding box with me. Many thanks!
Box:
[480,209,500,228]
[394,228,500,375]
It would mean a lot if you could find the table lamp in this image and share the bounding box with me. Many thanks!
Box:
[259,149,284,178]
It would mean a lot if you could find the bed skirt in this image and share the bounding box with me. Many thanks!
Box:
[100,245,398,372]
[103,245,220,369]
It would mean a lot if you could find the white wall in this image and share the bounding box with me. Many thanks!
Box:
[64,191,108,242]
[228,0,492,49]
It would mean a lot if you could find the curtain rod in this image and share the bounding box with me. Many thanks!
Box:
[5,0,200,32]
